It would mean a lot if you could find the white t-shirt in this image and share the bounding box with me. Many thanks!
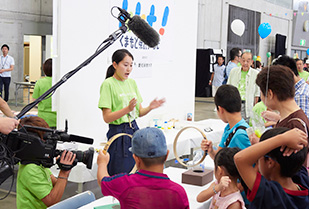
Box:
[0,54,15,77]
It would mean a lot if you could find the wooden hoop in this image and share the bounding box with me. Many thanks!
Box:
[103,133,137,174]
[173,126,207,167]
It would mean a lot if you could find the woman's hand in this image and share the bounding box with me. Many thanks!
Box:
[149,98,166,110]
[261,111,280,122]
[128,98,137,112]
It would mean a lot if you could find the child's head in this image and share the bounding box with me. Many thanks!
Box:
[259,127,307,178]
[214,84,241,113]
[217,55,224,66]
[130,127,168,167]
[214,147,241,180]
[19,116,50,139]
[256,65,295,104]
[43,58,52,77]
[272,55,298,76]
[105,49,134,79]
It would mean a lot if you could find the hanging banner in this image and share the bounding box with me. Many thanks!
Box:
[109,0,174,78]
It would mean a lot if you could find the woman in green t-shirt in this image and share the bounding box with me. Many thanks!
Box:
[98,49,165,175]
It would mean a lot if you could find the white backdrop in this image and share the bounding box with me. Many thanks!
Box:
[52,0,198,147]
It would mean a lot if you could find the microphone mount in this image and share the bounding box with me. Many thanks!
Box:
[16,7,130,119]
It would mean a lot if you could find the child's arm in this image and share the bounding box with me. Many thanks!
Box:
[234,128,307,191]
[197,176,231,202]
[201,139,220,159]
[97,150,110,186]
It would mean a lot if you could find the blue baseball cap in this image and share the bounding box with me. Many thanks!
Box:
[129,127,167,158]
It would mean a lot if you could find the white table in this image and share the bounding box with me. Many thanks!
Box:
[79,155,215,209]
[14,81,35,106]
[51,119,225,191]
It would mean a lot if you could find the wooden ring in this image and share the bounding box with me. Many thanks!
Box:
[103,133,137,174]
[173,126,207,167]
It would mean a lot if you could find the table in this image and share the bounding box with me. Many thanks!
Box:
[78,155,215,209]
[51,119,226,192]
[14,81,35,106]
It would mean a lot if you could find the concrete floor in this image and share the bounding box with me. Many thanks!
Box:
[0,96,218,208]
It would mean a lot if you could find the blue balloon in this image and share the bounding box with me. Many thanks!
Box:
[258,23,272,39]
[307,48,309,56]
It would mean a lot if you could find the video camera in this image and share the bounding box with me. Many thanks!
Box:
[0,125,94,186]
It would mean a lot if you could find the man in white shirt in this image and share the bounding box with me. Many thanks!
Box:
[0,44,15,102]
[227,52,260,122]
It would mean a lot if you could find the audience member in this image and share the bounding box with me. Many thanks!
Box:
[272,55,309,119]
[296,58,309,84]
[222,48,241,84]
[201,85,251,160]
[256,65,309,167]
[209,55,225,97]
[197,147,245,209]
[227,52,260,122]
[97,127,189,209]
[234,127,308,208]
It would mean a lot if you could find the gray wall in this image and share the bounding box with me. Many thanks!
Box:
[0,0,52,101]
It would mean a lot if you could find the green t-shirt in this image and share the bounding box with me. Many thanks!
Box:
[238,70,248,101]
[250,101,267,126]
[98,77,142,125]
[298,71,309,82]
[17,164,53,209]
[32,76,57,127]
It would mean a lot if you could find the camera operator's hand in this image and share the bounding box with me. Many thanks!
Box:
[57,150,76,176]
[0,117,18,134]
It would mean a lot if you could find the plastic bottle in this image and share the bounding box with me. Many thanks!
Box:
[163,121,168,132]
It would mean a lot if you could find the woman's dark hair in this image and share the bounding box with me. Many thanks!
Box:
[19,116,50,139]
[214,147,241,178]
[105,49,134,79]
[256,65,295,101]
[260,127,307,177]
[43,58,52,77]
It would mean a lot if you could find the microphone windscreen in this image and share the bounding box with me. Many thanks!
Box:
[127,15,160,48]
[68,134,94,145]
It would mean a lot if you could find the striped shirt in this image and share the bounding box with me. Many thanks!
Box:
[294,78,309,119]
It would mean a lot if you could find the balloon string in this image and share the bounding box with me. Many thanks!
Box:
[265,38,272,106]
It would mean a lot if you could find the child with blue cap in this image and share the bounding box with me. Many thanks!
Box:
[97,127,189,209]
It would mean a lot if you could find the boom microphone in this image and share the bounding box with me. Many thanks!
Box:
[59,133,94,145]
[117,7,160,48]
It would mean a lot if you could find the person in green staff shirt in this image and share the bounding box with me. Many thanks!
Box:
[32,59,57,129]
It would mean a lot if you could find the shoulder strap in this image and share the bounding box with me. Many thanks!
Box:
[225,126,247,147]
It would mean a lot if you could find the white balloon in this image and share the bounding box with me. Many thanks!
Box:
[231,19,245,37]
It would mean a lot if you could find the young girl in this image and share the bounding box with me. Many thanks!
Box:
[197,147,246,209]
[98,49,165,176]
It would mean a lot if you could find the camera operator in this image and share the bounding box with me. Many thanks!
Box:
[16,116,76,209]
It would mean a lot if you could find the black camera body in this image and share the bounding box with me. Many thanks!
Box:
[3,130,94,169]
[0,126,94,187]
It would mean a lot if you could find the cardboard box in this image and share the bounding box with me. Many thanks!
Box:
[182,169,213,186]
